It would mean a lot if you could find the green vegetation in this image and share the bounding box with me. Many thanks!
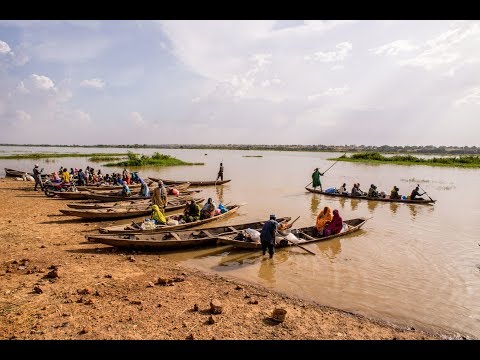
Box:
[330,152,480,168]
[0,152,128,160]
[243,155,263,157]
[104,152,203,167]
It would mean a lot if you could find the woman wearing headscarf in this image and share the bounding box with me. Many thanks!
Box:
[200,198,216,220]
[151,205,166,225]
[120,182,131,197]
[139,178,150,197]
[316,206,333,236]
[323,209,343,237]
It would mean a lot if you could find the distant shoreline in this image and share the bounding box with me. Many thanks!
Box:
[1,143,478,156]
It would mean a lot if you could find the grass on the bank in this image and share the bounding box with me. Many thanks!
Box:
[330,152,480,168]
[104,152,204,167]
[243,155,263,157]
[0,152,128,159]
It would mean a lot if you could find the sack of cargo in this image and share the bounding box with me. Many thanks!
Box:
[324,187,336,194]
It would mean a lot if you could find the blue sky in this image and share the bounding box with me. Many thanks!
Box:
[0,20,479,146]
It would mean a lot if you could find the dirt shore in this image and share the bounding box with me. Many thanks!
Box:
[0,178,454,340]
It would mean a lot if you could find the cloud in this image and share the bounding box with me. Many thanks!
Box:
[454,87,480,106]
[305,42,352,62]
[30,74,55,90]
[80,78,106,89]
[131,111,146,127]
[400,22,480,74]
[0,40,12,54]
[369,40,418,56]
[308,86,350,100]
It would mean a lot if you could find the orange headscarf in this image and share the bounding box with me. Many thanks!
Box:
[316,206,333,232]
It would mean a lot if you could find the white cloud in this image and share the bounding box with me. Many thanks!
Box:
[306,42,352,62]
[16,81,29,94]
[400,22,480,73]
[0,40,12,54]
[454,87,480,106]
[308,86,350,100]
[191,97,201,103]
[80,78,106,89]
[15,110,32,124]
[369,40,418,56]
[131,112,146,127]
[30,74,55,90]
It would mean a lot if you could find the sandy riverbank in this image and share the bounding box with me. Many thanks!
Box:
[0,178,455,340]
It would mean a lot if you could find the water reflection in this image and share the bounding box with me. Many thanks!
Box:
[367,200,379,214]
[338,197,346,210]
[390,202,399,214]
[258,250,289,284]
[310,194,320,216]
[350,199,360,211]
[316,238,342,261]
[215,185,224,204]
[408,204,418,219]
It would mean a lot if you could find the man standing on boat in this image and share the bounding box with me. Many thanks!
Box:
[152,180,168,214]
[260,214,279,259]
[216,162,224,181]
[33,164,44,191]
[312,168,324,192]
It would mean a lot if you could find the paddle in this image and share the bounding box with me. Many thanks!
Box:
[417,184,434,202]
[131,221,142,230]
[305,152,346,188]
[284,236,316,255]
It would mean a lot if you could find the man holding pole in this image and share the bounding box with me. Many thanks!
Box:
[312,168,324,192]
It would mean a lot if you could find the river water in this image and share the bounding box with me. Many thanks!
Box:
[1,146,479,339]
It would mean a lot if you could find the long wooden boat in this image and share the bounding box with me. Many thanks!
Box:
[99,204,242,234]
[149,177,231,186]
[5,168,47,178]
[50,191,92,200]
[86,217,291,250]
[76,183,143,191]
[66,193,196,209]
[305,187,436,205]
[217,218,368,249]
[59,197,204,220]
[83,188,201,203]
[83,182,190,194]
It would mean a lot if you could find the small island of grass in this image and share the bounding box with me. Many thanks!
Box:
[243,155,263,158]
[89,155,127,162]
[329,152,480,168]
[104,152,204,167]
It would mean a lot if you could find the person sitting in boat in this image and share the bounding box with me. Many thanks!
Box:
[52,171,62,184]
[410,186,425,200]
[139,178,150,197]
[316,206,333,236]
[390,186,401,199]
[61,168,71,183]
[200,198,216,220]
[323,209,343,237]
[151,204,166,225]
[351,183,365,197]
[338,183,349,195]
[367,184,379,198]
[119,182,131,197]
[183,199,201,223]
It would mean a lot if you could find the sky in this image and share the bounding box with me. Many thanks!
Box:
[0,20,479,147]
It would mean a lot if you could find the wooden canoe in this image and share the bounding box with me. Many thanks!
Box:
[66,193,197,209]
[4,168,47,178]
[49,191,92,200]
[83,189,201,203]
[59,197,204,220]
[83,182,190,194]
[305,187,436,205]
[86,217,291,250]
[149,177,231,186]
[99,205,242,234]
[217,218,368,249]
[76,183,143,191]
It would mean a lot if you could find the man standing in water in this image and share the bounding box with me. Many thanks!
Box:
[260,214,279,259]
[216,162,224,181]
[312,168,324,192]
